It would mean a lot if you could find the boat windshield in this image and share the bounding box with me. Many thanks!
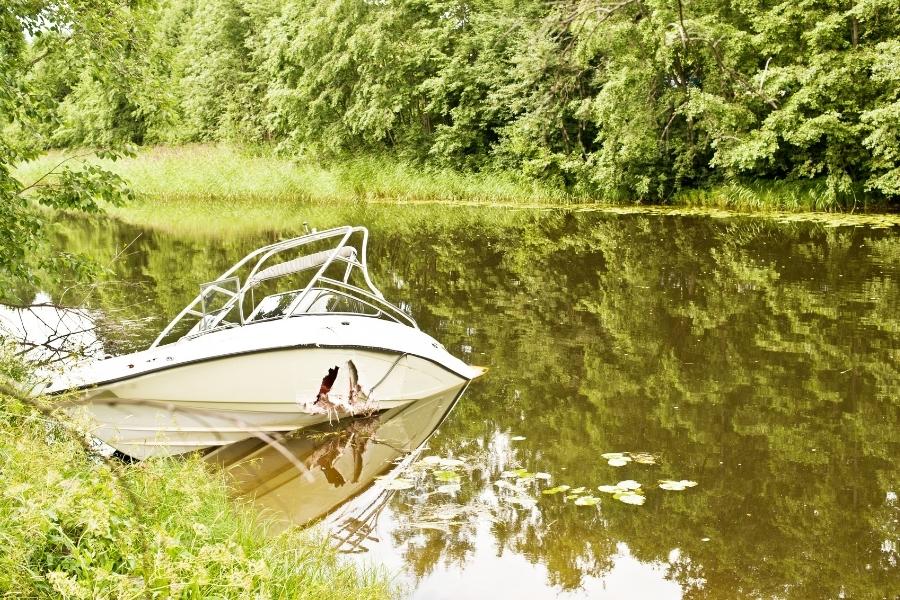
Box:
[151,226,416,348]
[246,288,383,322]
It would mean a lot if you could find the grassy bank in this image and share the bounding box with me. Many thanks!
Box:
[14,144,898,237]
[18,144,895,215]
[0,355,393,599]
[15,144,574,205]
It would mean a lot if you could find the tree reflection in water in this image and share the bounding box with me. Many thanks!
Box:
[50,208,899,599]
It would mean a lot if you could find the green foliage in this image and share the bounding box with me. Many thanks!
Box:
[0,395,391,597]
[169,0,266,141]
[0,1,139,301]
[11,0,899,205]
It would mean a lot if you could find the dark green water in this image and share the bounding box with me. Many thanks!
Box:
[53,208,899,599]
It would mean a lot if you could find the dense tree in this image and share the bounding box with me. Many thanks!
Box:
[0,0,140,302]
[7,0,900,207]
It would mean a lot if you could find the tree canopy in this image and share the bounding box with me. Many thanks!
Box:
[4,0,899,207]
[1,0,137,301]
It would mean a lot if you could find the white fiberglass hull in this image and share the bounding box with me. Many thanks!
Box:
[48,316,481,459]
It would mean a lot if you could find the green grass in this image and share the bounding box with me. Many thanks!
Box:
[14,144,580,236]
[15,143,574,204]
[671,179,890,212]
[0,353,394,599]
[14,144,897,237]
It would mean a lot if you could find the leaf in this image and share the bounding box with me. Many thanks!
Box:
[608,457,630,467]
[597,485,620,494]
[659,479,698,490]
[534,472,552,481]
[574,495,601,506]
[510,435,526,441]
[436,484,461,494]
[569,486,586,494]
[541,485,570,495]
[659,480,685,490]
[601,452,626,460]
[616,480,641,490]
[513,468,534,479]
[615,492,645,506]
[438,458,465,468]
[433,470,461,483]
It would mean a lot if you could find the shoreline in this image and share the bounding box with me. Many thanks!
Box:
[17,144,898,212]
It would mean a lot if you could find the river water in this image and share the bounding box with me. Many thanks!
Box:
[49,207,898,599]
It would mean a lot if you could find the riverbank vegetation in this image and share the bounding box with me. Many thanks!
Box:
[5,0,900,211]
[16,144,896,228]
[0,354,392,598]
[15,144,572,206]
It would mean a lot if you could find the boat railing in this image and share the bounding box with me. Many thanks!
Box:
[149,226,416,348]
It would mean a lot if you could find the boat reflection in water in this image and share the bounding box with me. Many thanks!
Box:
[205,383,469,542]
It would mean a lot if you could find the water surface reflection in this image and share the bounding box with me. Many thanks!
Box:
[46,209,899,599]
[206,386,466,538]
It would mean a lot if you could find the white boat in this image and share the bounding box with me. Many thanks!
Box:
[45,226,483,459]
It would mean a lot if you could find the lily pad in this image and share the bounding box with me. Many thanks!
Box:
[436,483,461,494]
[514,468,534,479]
[574,495,601,506]
[597,485,621,494]
[608,457,631,467]
[617,480,641,490]
[659,479,698,491]
[495,480,517,491]
[384,478,415,490]
[615,492,646,505]
[534,472,552,481]
[541,485,570,495]
[419,455,441,466]
[510,435,527,441]
[433,470,461,483]
[569,486,587,494]
[439,458,466,468]
[500,470,519,479]
[601,452,627,460]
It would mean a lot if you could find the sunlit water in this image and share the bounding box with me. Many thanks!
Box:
[42,208,900,599]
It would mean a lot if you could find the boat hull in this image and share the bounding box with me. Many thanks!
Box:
[63,348,472,459]
[51,316,481,459]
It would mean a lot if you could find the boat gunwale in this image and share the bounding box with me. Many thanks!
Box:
[50,343,479,396]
